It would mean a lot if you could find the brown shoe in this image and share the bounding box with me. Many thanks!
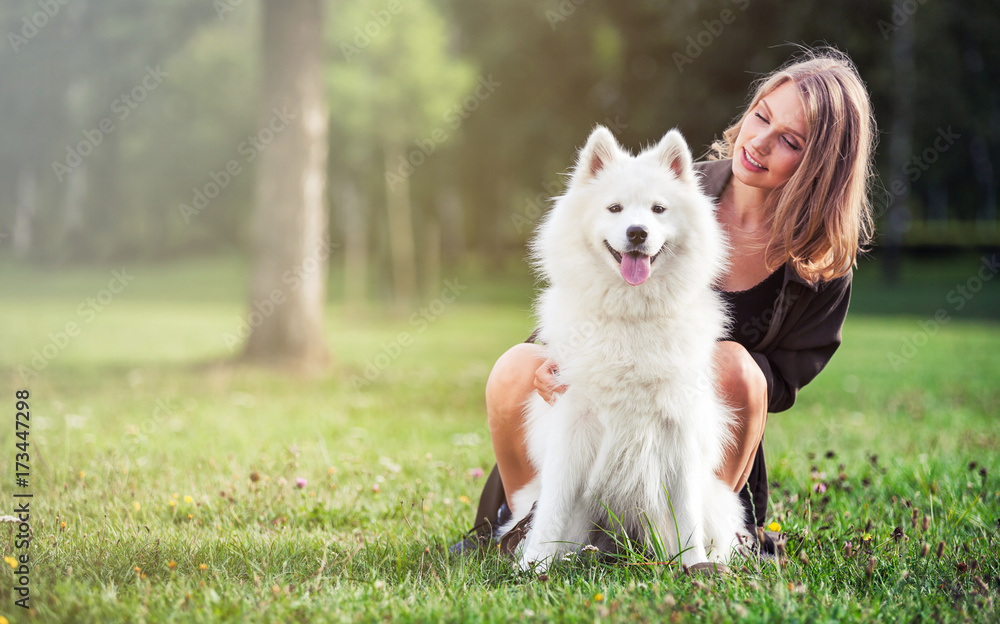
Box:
[686,561,731,575]
[498,505,535,557]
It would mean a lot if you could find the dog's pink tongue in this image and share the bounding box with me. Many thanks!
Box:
[621,253,651,285]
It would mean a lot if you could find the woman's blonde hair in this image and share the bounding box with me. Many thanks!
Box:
[711,47,877,284]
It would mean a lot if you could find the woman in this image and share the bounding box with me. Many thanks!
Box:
[462,48,877,550]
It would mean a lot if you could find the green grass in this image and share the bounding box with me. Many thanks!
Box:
[0,253,997,623]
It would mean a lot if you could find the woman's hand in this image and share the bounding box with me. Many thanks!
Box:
[534,358,567,405]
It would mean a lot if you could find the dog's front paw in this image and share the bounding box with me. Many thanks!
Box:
[516,555,537,573]
[517,553,549,574]
[517,541,554,574]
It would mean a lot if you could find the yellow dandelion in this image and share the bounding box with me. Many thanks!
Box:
[861,533,873,542]
[767,521,782,532]
[458,495,471,505]
[184,495,193,504]
[168,561,177,570]
[134,566,141,573]
[199,563,208,571]
[4,556,17,569]
[172,493,179,499]
[328,467,336,474]
[0,615,9,624]
[141,573,147,579]
[133,501,141,511]
[187,514,193,520]
[79,470,85,479]
[60,521,67,529]
[594,593,604,602]
[169,500,177,508]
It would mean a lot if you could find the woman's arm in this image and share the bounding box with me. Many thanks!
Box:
[748,274,852,413]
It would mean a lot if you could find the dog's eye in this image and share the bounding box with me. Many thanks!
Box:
[652,204,666,214]
[608,204,622,213]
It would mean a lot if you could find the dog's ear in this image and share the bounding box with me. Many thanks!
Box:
[571,125,625,187]
[651,129,695,185]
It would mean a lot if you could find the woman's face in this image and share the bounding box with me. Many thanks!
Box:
[732,80,808,190]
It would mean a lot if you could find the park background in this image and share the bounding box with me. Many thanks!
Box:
[0,0,998,622]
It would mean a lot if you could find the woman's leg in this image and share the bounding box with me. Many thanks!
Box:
[714,341,769,492]
[485,343,547,516]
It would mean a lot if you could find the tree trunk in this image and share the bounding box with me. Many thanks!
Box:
[423,214,441,299]
[438,187,464,265]
[13,166,37,257]
[243,0,329,370]
[340,178,368,311]
[383,139,417,308]
[970,136,997,235]
[882,13,915,285]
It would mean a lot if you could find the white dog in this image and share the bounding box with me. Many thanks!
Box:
[500,126,747,572]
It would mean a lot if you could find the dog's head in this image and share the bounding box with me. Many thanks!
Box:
[534,126,725,295]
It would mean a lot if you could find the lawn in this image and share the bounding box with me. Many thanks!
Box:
[0,252,997,623]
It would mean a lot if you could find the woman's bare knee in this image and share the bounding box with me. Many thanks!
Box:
[486,343,546,432]
[716,342,767,412]
[486,343,546,510]
[714,341,768,491]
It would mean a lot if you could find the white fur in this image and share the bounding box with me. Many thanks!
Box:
[500,126,747,572]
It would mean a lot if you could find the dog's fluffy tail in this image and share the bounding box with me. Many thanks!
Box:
[497,479,541,538]
[702,478,749,563]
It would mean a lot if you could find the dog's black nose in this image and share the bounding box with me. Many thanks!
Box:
[627,226,647,245]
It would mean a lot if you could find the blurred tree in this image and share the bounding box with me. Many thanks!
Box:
[1,0,997,272]
[242,0,330,370]
[0,0,218,262]
[325,0,474,307]
[113,5,258,259]
[444,0,612,268]
[881,5,916,284]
